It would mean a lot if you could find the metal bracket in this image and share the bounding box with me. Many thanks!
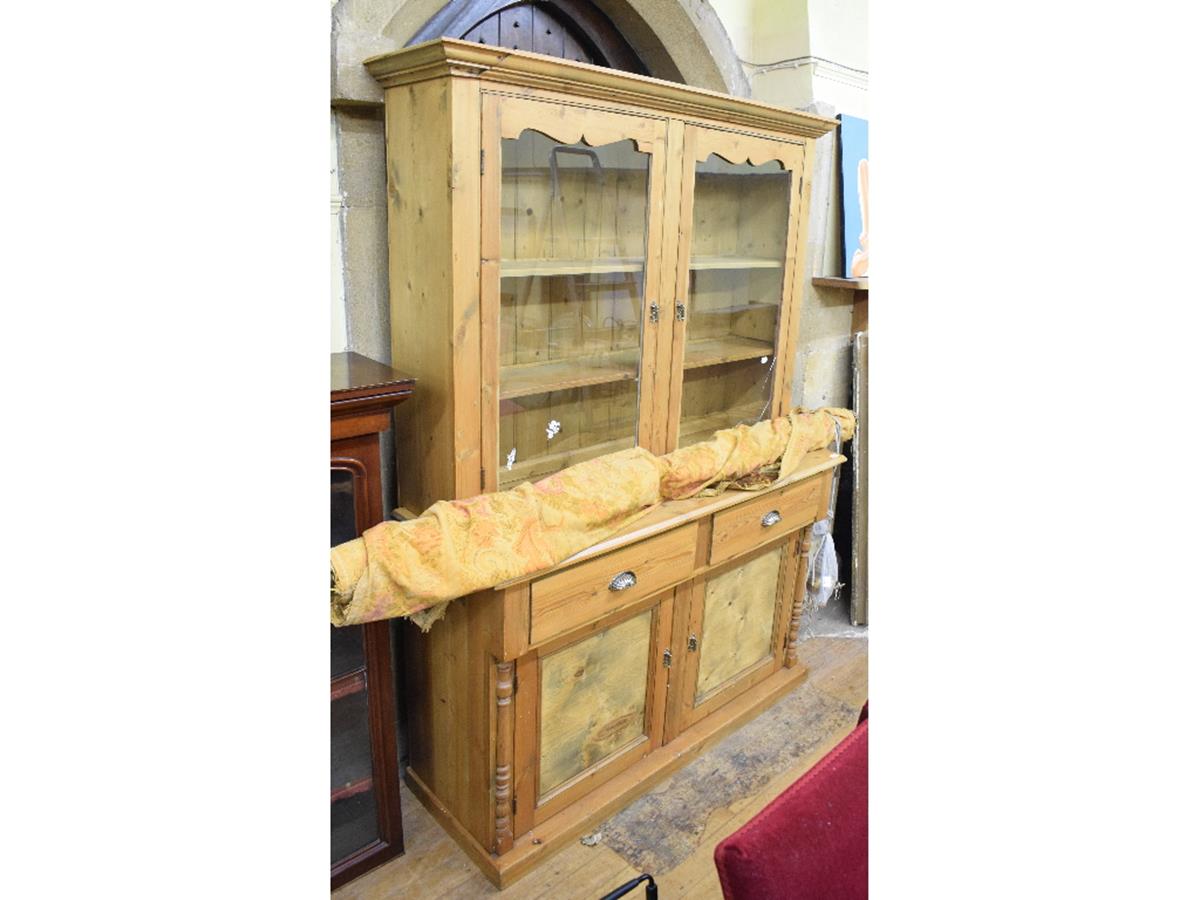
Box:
[674,301,686,321]
[662,649,672,668]
[649,302,659,324]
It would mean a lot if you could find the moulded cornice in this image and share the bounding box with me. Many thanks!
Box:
[364,38,837,140]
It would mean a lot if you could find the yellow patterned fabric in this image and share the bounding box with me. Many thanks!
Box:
[330,407,854,627]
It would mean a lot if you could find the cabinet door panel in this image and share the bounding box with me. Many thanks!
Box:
[665,536,798,741]
[666,127,807,450]
[515,592,674,830]
[695,546,781,699]
[539,609,652,795]
[481,95,672,491]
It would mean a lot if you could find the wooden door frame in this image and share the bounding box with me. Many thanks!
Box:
[479,91,674,492]
[662,125,808,452]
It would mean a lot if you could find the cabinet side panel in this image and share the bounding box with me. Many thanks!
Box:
[403,596,494,848]
[384,78,470,512]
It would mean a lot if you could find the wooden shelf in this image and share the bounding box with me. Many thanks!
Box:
[812,276,868,291]
[677,403,766,448]
[331,670,367,702]
[691,256,782,271]
[499,336,773,401]
[683,336,774,370]
[499,349,640,400]
[331,776,374,805]
[498,256,782,278]
[501,258,643,277]
[498,432,634,492]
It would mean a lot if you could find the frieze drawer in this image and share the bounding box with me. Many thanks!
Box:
[708,474,828,566]
[530,522,699,645]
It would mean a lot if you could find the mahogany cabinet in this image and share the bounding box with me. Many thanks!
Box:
[330,352,414,888]
[364,38,838,515]
[401,449,843,888]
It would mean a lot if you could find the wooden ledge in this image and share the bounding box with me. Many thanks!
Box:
[813,276,868,291]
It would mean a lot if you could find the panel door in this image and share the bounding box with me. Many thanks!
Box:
[664,535,799,742]
[664,126,808,450]
[512,592,674,834]
[481,94,674,492]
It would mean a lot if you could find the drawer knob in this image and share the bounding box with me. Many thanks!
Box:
[761,510,783,528]
[609,571,637,591]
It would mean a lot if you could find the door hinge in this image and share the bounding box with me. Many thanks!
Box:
[687,634,698,652]
[674,301,686,321]
[649,301,659,324]
[481,149,485,175]
[662,649,673,668]
[481,467,486,491]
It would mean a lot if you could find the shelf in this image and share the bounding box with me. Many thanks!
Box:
[331,776,374,805]
[498,433,635,492]
[683,336,774,370]
[498,335,773,401]
[331,669,367,702]
[497,256,782,277]
[499,349,640,400]
[691,256,782,271]
[677,403,767,448]
[500,257,644,277]
[812,276,868,291]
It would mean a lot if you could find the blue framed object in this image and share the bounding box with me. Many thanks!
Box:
[838,115,869,279]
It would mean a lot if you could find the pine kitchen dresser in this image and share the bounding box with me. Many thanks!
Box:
[400,446,842,888]
[365,36,844,888]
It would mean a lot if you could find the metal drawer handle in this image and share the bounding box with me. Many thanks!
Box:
[609,571,637,591]
[761,510,782,528]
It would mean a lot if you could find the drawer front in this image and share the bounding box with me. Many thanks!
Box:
[531,522,698,645]
[709,473,828,566]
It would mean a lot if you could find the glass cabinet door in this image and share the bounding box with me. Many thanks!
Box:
[483,98,669,491]
[669,129,806,449]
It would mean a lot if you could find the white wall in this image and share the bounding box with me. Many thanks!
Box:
[708,0,867,117]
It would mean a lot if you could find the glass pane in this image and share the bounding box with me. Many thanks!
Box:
[696,546,782,700]
[678,155,792,447]
[331,469,366,678]
[331,468,358,547]
[498,130,651,488]
[331,624,365,680]
[538,609,652,797]
[331,680,379,863]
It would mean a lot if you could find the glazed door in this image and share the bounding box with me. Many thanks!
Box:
[664,535,799,742]
[512,593,674,835]
[481,95,673,491]
[665,127,807,450]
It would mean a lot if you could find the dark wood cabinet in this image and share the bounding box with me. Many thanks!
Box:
[330,352,415,888]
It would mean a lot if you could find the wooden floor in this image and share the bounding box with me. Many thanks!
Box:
[334,636,867,900]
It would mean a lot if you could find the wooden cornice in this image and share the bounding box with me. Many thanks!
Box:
[364,38,838,140]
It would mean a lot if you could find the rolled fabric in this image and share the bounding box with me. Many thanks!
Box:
[331,407,854,627]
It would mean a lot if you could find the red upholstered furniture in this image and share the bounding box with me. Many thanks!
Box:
[714,707,868,899]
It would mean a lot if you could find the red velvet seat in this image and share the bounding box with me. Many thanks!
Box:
[714,710,868,899]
